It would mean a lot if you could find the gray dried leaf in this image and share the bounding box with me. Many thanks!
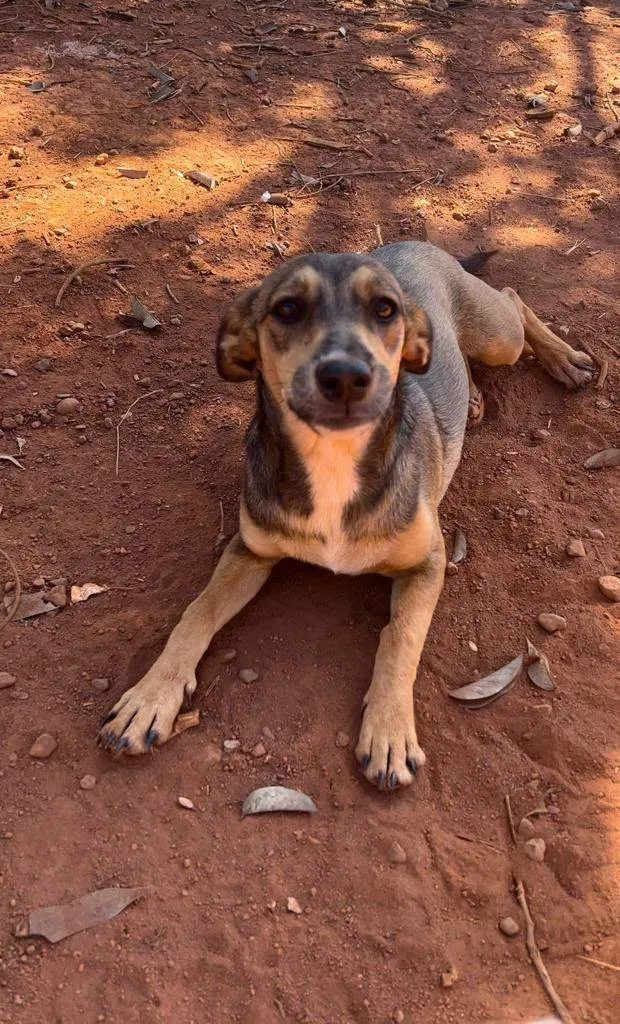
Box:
[451,526,467,566]
[16,888,141,943]
[583,448,620,470]
[15,437,26,454]
[525,639,555,691]
[130,296,161,330]
[3,591,57,620]
[70,582,108,603]
[244,68,259,84]
[449,655,523,707]
[150,66,174,86]
[242,785,317,817]
[117,167,148,179]
[185,171,218,190]
[26,81,50,93]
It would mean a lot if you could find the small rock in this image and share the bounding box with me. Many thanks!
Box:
[221,649,237,663]
[0,672,17,690]
[531,427,550,444]
[1,367,17,377]
[29,733,57,759]
[440,966,458,988]
[79,774,97,790]
[94,153,109,166]
[393,1012,405,1024]
[56,397,81,416]
[518,817,537,839]
[487,142,499,153]
[525,837,546,862]
[203,742,222,767]
[9,146,24,160]
[586,527,604,540]
[286,896,303,915]
[335,730,349,748]
[388,841,407,865]
[34,358,52,372]
[239,668,258,684]
[583,942,593,954]
[499,916,520,937]
[223,739,241,752]
[31,125,44,137]
[262,725,275,741]
[64,179,77,190]
[537,613,567,633]
[598,575,620,602]
[1,417,17,430]
[91,677,110,692]
[544,80,559,93]
[565,538,586,558]
[11,689,29,700]
[177,796,195,810]
[244,68,259,84]
[251,741,267,758]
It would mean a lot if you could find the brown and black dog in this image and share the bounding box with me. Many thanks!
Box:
[99,242,593,789]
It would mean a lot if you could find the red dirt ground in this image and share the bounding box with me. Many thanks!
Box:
[0,0,618,1021]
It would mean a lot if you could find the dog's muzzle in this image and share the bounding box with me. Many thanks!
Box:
[315,357,373,405]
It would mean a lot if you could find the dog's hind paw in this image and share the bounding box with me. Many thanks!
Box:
[538,341,595,390]
[355,699,425,790]
[98,666,195,755]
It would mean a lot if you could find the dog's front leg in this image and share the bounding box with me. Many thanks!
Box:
[356,538,446,790]
[100,534,279,755]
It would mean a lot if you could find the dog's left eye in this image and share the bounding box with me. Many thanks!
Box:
[272,298,304,324]
[373,297,398,322]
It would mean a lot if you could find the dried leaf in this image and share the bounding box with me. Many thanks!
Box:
[26,81,50,93]
[565,122,583,138]
[150,66,174,86]
[242,785,318,817]
[70,583,108,603]
[524,109,556,121]
[185,171,218,190]
[16,887,141,943]
[451,527,467,566]
[117,167,148,179]
[129,296,161,330]
[525,639,556,692]
[15,437,26,454]
[0,454,25,470]
[3,591,57,621]
[172,710,201,737]
[593,122,620,146]
[583,448,620,470]
[261,191,292,207]
[449,655,523,707]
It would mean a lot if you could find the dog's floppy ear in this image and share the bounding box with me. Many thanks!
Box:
[216,287,259,382]
[401,304,432,374]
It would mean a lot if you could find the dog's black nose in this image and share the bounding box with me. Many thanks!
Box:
[315,358,372,404]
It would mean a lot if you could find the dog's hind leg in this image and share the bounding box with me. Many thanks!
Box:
[99,534,278,755]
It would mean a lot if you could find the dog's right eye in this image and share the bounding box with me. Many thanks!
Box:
[272,298,304,324]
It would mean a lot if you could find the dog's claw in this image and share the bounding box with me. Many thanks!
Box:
[360,754,371,769]
[100,711,117,727]
[376,770,386,788]
[146,729,159,750]
[406,757,418,776]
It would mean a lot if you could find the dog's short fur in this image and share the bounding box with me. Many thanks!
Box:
[100,242,593,789]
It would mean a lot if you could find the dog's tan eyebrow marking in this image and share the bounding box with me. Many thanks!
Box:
[268,265,322,307]
[349,265,399,306]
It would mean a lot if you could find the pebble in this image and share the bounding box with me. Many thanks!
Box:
[29,733,57,759]
[586,527,604,540]
[0,672,16,690]
[565,538,586,558]
[56,397,81,416]
[525,837,546,862]
[94,153,109,166]
[221,649,237,663]
[203,742,222,767]
[34,358,52,372]
[499,916,520,937]
[251,742,267,758]
[1,417,17,430]
[239,668,258,684]
[79,774,97,790]
[286,896,303,915]
[335,730,349,748]
[440,967,458,988]
[531,427,550,444]
[223,739,241,752]
[537,613,567,633]
[598,575,620,602]
[388,841,407,865]
[393,1013,405,1024]
[91,677,110,692]
[262,725,275,741]
[9,146,24,160]
[177,796,195,810]
[487,142,499,153]
[10,689,29,700]
[518,817,537,839]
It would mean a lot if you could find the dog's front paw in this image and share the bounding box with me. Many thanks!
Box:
[98,666,195,755]
[540,342,594,390]
[355,698,425,791]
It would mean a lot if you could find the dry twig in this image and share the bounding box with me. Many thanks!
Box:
[575,954,620,973]
[514,878,576,1024]
[55,258,132,309]
[0,547,22,632]
[115,391,163,476]
[504,794,517,846]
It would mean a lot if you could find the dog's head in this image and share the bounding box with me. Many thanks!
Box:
[216,253,432,430]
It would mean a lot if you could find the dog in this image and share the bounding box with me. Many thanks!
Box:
[99,242,593,789]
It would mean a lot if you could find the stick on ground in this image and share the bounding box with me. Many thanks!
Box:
[504,794,517,846]
[54,258,133,308]
[575,954,620,973]
[115,390,163,476]
[514,878,576,1024]
[0,547,22,632]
